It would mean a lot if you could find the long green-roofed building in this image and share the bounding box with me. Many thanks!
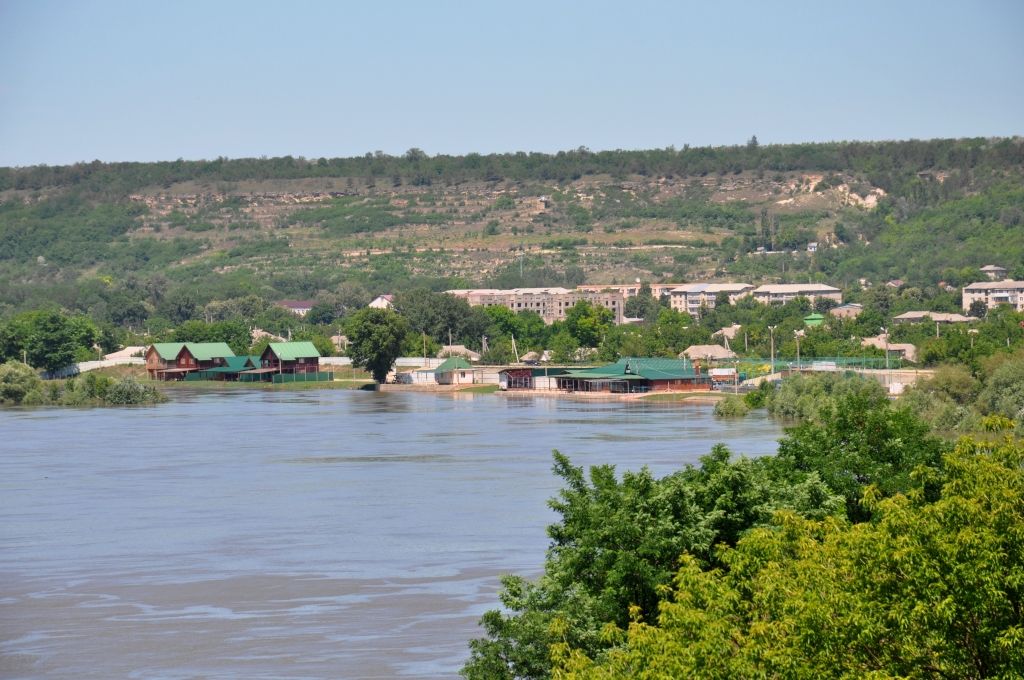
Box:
[556,357,711,394]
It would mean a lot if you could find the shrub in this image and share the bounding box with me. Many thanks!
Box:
[714,395,750,417]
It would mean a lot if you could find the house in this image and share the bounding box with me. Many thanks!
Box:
[752,283,842,306]
[187,343,236,369]
[712,324,743,342]
[980,265,1007,280]
[861,334,918,363]
[680,344,738,362]
[276,300,317,317]
[886,279,904,289]
[437,345,482,361]
[829,303,863,319]
[807,242,818,253]
[146,343,192,380]
[433,357,477,385]
[556,357,711,394]
[668,283,754,317]
[144,342,234,380]
[251,327,286,344]
[368,294,395,309]
[962,280,1024,312]
[892,311,975,325]
[259,341,322,374]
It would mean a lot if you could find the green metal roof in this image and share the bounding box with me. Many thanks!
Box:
[150,342,186,360]
[435,356,473,373]
[222,355,258,370]
[564,357,699,381]
[267,341,321,361]
[186,342,235,361]
[803,313,825,327]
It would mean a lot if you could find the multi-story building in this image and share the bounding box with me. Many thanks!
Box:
[575,283,682,300]
[446,287,624,324]
[667,283,755,317]
[962,280,1024,312]
[752,283,843,306]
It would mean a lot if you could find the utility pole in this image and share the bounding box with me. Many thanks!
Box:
[881,326,890,390]
[790,329,798,372]
[768,325,777,375]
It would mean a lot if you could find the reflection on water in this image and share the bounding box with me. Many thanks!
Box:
[0,390,783,678]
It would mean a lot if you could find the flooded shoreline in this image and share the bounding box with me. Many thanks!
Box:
[1,389,784,678]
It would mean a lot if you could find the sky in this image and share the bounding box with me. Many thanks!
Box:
[0,0,1021,167]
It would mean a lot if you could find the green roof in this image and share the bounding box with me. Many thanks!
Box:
[803,313,825,327]
[186,342,235,361]
[150,342,186,360]
[223,355,258,370]
[435,356,473,373]
[564,357,699,381]
[267,341,321,361]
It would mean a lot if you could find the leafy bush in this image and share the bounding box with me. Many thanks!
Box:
[104,377,166,405]
[713,394,750,417]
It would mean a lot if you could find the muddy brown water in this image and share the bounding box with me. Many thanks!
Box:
[1,389,784,678]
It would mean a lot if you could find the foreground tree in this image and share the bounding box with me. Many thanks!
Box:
[345,308,409,383]
[554,435,1024,679]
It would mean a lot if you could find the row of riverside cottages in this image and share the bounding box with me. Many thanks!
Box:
[145,341,331,383]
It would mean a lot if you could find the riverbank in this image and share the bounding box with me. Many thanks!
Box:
[495,388,726,403]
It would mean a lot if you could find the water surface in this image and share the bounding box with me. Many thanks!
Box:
[1,390,783,678]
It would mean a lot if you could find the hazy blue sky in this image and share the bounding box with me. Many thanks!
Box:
[1,0,1021,166]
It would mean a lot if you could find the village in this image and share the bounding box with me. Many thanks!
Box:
[124,265,1022,397]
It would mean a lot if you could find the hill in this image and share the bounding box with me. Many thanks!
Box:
[1,138,1022,323]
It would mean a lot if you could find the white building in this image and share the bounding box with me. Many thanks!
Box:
[962,280,1024,312]
[752,283,843,306]
[980,265,1008,280]
[446,287,624,324]
[368,294,394,309]
[668,283,754,317]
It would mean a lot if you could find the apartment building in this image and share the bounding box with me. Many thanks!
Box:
[752,283,843,306]
[576,283,682,300]
[667,283,755,317]
[962,280,1024,312]
[446,287,625,324]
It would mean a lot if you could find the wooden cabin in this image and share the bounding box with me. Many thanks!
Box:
[146,342,236,380]
[259,341,322,374]
[146,343,194,380]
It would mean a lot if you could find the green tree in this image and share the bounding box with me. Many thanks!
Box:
[564,301,613,348]
[555,436,1024,680]
[345,308,409,382]
[463,447,842,679]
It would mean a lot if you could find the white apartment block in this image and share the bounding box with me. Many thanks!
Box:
[752,283,843,306]
[446,287,625,324]
[668,283,754,317]
[962,280,1024,312]
[576,283,682,300]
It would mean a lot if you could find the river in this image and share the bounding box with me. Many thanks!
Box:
[0,389,784,679]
